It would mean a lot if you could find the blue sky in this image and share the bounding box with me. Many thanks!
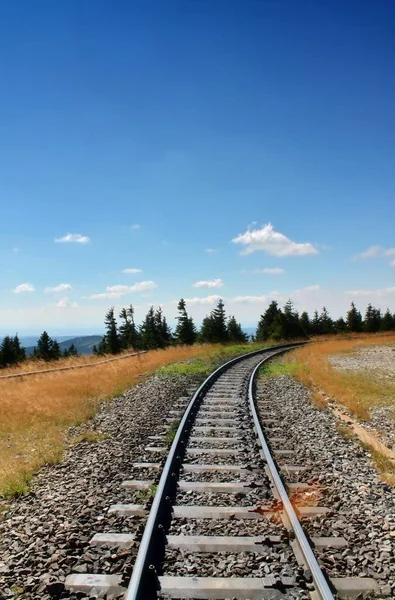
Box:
[1,0,394,334]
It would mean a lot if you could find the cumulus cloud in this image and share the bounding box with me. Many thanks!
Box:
[354,245,395,265]
[56,297,78,308]
[232,223,318,256]
[45,283,72,293]
[122,268,143,274]
[13,283,35,294]
[185,295,222,305]
[193,278,223,289]
[55,233,90,244]
[130,224,141,230]
[253,267,285,275]
[90,281,158,299]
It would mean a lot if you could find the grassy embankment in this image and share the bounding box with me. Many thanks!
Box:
[261,333,395,484]
[0,342,265,499]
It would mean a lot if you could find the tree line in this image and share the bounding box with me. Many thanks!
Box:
[1,298,394,368]
[93,299,248,354]
[0,331,78,369]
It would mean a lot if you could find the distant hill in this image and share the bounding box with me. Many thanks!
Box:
[19,335,74,348]
[25,335,103,356]
[59,335,103,355]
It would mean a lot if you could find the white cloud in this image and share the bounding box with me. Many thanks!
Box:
[122,268,143,274]
[56,297,78,308]
[346,286,395,298]
[45,283,73,293]
[185,295,222,305]
[292,284,320,295]
[354,245,395,265]
[89,280,158,299]
[13,283,35,294]
[232,223,318,256]
[130,224,141,231]
[193,278,223,289]
[253,267,285,275]
[233,295,269,304]
[205,248,217,253]
[55,233,90,244]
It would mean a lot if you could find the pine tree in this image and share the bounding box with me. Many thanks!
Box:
[174,299,197,345]
[51,340,61,360]
[95,337,108,355]
[381,309,394,331]
[104,308,121,354]
[346,302,362,332]
[227,316,248,343]
[282,300,305,339]
[256,301,280,341]
[310,310,322,335]
[34,331,54,361]
[64,343,79,357]
[119,305,140,349]
[140,306,159,349]
[199,299,229,343]
[0,335,24,367]
[319,307,334,335]
[363,304,381,333]
[334,317,347,333]
[299,311,311,336]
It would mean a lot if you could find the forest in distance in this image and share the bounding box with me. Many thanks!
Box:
[1,298,394,369]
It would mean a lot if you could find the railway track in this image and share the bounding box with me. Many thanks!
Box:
[65,344,377,600]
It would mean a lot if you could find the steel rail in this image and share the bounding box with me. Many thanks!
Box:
[125,341,305,600]
[248,358,335,600]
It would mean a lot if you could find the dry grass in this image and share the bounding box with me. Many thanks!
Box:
[285,334,395,421]
[286,335,395,486]
[0,345,218,497]
[0,343,266,498]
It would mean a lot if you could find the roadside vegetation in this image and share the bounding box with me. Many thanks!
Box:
[285,335,395,420]
[1,296,394,498]
[0,342,267,499]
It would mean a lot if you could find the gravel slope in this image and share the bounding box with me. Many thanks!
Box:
[0,374,196,599]
[256,374,395,599]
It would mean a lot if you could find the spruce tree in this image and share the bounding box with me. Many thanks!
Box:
[364,304,381,333]
[381,309,394,331]
[334,317,347,333]
[174,299,197,345]
[299,311,311,336]
[282,300,305,339]
[199,300,228,343]
[140,306,158,349]
[0,336,18,367]
[119,306,140,349]
[51,340,61,360]
[34,331,54,361]
[227,316,248,343]
[104,307,121,354]
[319,307,334,334]
[346,302,362,332]
[256,301,280,341]
[310,310,322,335]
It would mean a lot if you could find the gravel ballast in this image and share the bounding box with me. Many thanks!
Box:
[0,373,196,599]
[256,374,395,598]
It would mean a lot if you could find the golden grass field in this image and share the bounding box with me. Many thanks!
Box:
[0,343,263,498]
[286,333,395,420]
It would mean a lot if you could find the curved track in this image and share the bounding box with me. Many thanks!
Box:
[65,344,377,600]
